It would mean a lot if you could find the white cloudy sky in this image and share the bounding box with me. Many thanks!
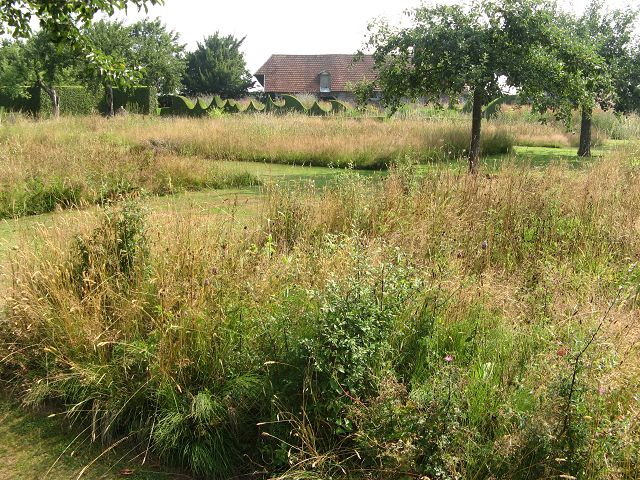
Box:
[113,0,631,73]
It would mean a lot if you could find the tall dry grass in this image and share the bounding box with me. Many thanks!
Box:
[0,113,543,219]
[0,116,260,219]
[119,115,515,167]
[2,149,639,478]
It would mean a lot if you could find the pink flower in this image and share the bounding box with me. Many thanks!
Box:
[598,386,606,396]
[444,354,454,363]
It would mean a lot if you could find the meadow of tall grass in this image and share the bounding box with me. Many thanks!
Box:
[4,110,609,221]
[2,149,639,478]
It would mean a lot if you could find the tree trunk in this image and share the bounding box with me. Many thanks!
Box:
[577,106,592,157]
[40,82,59,118]
[106,84,114,117]
[469,89,484,174]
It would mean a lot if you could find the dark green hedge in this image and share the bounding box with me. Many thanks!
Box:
[112,86,158,114]
[40,86,102,115]
[1,85,157,116]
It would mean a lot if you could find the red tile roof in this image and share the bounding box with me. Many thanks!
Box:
[254,54,378,94]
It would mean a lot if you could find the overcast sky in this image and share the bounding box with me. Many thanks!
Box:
[113,0,631,73]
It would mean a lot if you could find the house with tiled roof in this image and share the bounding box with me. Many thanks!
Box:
[254,54,379,103]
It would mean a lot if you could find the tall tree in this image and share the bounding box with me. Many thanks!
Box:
[84,18,186,95]
[129,19,186,94]
[523,2,638,157]
[614,43,640,116]
[82,20,139,116]
[574,2,637,156]
[182,33,253,98]
[365,0,567,173]
[1,1,164,118]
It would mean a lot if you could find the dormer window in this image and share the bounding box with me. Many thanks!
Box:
[319,71,331,93]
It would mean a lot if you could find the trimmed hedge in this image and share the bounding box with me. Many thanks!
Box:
[40,86,102,115]
[112,86,158,115]
[281,94,307,113]
[223,99,241,114]
[1,85,157,116]
[244,99,264,113]
[309,101,331,116]
[264,95,284,113]
[158,94,356,117]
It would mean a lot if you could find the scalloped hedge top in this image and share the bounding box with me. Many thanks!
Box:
[159,94,352,117]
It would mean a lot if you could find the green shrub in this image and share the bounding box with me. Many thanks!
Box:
[0,85,40,114]
[167,95,195,115]
[39,86,101,115]
[213,95,227,109]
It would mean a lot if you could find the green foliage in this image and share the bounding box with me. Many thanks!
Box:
[159,95,354,117]
[349,79,377,110]
[304,255,417,401]
[81,19,186,96]
[223,99,241,114]
[0,1,163,41]
[113,86,158,114]
[482,94,519,120]
[4,160,640,478]
[243,99,264,114]
[129,19,187,94]
[72,200,148,290]
[0,39,30,100]
[182,33,253,98]
[0,85,39,114]
[264,95,283,113]
[213,95,226,109]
